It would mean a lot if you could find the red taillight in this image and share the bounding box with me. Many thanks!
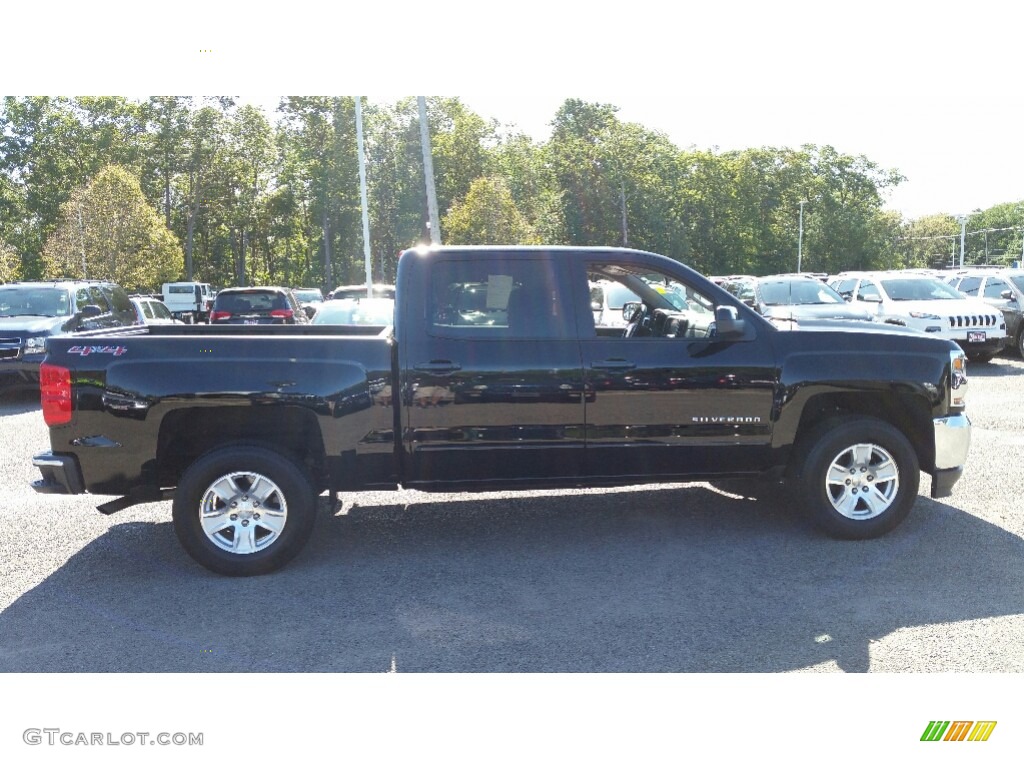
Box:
[269,309,294,320]
[40,363,72,426]
[210,310,232,321]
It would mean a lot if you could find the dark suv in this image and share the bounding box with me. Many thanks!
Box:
[0,279,140,392]
[946,268,1024,358]
[209,287,309,324]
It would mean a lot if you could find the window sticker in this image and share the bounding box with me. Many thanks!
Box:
[486,274,514,310]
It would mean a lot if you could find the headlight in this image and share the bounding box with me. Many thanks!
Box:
[24,336,47,354]
[949,350,967,409]
[909,311,941,320]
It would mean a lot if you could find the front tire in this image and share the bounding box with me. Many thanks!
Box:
[173,446,317,575]
[793,417,919,539]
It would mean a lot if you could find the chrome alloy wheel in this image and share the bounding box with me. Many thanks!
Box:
[199,471,288,554]
[824,443,900,520]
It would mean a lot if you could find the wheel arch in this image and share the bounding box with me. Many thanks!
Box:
[782,390,935,475]
[155,405,328,491]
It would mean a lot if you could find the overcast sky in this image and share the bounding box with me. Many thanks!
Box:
[9,1,1023,220]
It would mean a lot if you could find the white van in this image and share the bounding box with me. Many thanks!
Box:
[161,282,214,323]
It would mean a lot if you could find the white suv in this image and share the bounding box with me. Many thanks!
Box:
[829,271,1007,362]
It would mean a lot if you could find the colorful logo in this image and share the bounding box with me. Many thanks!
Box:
[921,721,997,742]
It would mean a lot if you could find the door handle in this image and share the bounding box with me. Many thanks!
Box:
[413,361,462,373]
[591,359,636,371]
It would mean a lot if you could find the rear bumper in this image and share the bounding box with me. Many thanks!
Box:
[930,413,971,498]
[0,359,43,391]
[31,452,86,495]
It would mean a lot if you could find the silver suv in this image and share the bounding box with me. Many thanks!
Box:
[946,268,1024,358]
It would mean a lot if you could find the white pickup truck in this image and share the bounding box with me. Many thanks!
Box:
[161,282,214,323]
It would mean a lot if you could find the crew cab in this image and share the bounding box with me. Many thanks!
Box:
[31,246,972,575]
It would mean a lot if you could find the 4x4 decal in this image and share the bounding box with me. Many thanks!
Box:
[67,345,128,357]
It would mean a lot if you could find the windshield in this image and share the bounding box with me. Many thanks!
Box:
[880,277,964,301]
[602,282,640,309]
[313,298,394,325]
[0,286,71,317]
[759,279,845,306]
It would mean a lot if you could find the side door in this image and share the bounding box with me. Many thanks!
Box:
[401,253,586,487]
[575,254,778,480]
[850,278,884,318]
[100,284,141,327]
[981,275,1020,339]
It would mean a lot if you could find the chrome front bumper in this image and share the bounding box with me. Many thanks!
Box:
[931,413,971,498]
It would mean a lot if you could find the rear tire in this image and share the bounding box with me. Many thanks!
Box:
[173,446,316,575]
[793,417,919,539]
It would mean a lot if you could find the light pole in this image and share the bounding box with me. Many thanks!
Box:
[956,214,967,268]
[797,200,808,273]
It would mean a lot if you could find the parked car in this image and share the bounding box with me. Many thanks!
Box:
[291,287,324,319]
[327,283,396,301]
[209,287,309,325]
[828,271,1007,361]
[311,297,394,326]
[131,296,185,326]
[1,279,139,392]
[721,274,873,325]
[161,281,214,323]
[589,279,641,329]
[945,268,1024,358]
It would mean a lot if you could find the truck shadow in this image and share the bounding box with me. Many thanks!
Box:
[0,388,40,415]
[974,355,1023,376]
[2,485,1022,673]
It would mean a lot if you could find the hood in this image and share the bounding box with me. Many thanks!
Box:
[0,315,69,334]
[883,298,998,316]
[781,318,926,335]
[763,304,872,322]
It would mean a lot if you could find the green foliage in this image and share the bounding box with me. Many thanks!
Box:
[4,94,1023,290]
[443,176,539,245]
[0,239,21,282]
[41,165,183,291]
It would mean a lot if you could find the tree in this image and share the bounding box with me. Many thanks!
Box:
[0,239,20,282]
[443,176,539,245]
[41,165,183,291]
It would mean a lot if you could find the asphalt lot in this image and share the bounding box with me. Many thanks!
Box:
[1,352,1023,673]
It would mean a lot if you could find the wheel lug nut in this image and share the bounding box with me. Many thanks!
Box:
[867,476,874,482]
[242,496,248,501]
[230,514,238,521]
[253,502,260,508]
[241,520,249,526]
[231,502,237,508]
[254,513,260,520]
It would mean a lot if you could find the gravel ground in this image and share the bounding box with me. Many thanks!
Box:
[1,353,1022,673]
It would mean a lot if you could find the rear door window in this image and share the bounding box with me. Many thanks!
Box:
[957,276,982,296]
[429,257,574,339]
[983,278,1009,299]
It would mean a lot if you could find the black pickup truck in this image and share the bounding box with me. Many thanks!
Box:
[31,246,972,575]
